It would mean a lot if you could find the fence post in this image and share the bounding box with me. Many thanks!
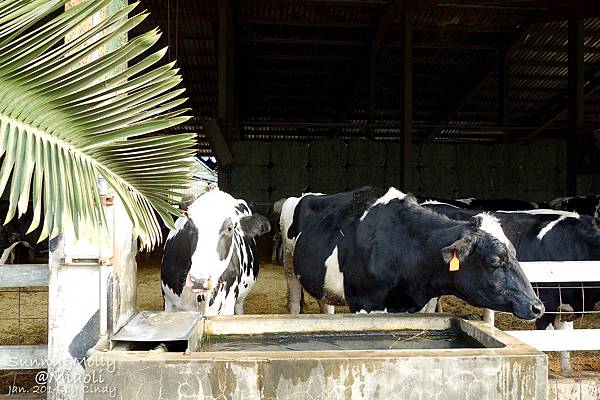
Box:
[47,237,101,400]
[558,320,574,371]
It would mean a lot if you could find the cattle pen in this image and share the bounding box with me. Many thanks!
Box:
[3,1,600,400]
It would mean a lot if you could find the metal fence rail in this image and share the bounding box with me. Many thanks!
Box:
[484,261,600,371]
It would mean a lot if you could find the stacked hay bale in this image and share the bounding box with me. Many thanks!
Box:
[270,141,309,201]
[525,141,567,201]
[223,139,569,213]
[384,143,419,193]
[420,144,459,199]
[488,144,529,200]
[309,139,348,193]
[230,141,271,214]
[347,140,386,189]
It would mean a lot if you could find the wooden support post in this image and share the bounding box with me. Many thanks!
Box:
[567,18,584,196]
[218,0,228,123]
[401,15,413,191]
[218,0,237,140]
[497,56,509,127]
[368,47,376,137]
[204,119,234,167]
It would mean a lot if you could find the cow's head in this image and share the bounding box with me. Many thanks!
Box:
[185,190,270,293]
[441,213,544,320]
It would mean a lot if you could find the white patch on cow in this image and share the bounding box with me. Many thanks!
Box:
[323,246,345,302]
[497,209,579,218]
[420,200,459,208]
[457,198,475,205]
[549,196,575,209]
[356,308,388,314]
[0,241,33,264]
[272,198,286,216]
[360,187,406,221]
[537,216,567,241]
[419,298,439,313]
[475,213,512,248]
[162,282,202,312]
[166,216,188,242]
[186,190,243,282]
[558,303,574,313]
[280,193,323,254]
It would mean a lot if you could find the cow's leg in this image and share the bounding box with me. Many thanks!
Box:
[276,240,283,263]
[283,249,303,314]
[163,296,172,312]
[200,299,210,316]
[419,297,438,313]
[271,233,282,263]
[234,299,245,315]
[435,297,444,313]
[318,299,335,314]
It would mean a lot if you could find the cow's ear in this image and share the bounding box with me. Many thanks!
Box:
[240,215,271,237]
[441,232,475,264]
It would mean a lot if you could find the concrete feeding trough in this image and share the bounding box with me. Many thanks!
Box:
[86,313,547,399]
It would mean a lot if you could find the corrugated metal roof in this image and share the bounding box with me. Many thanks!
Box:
[131,0,600,151]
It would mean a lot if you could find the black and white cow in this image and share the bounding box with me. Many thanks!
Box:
[417,197,540,211]
[549,195,600,221]
[422,201,600,329]
[0,201,47,264]
[270,198,287,263]
[281,187,544,319]
[161,189,270,315]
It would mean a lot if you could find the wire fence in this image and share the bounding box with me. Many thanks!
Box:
[438,275,600,376]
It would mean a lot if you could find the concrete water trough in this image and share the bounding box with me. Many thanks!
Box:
[85,312,547,399]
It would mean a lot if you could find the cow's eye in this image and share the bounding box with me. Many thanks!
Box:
[227,225,233,233]
[489,256,502,267]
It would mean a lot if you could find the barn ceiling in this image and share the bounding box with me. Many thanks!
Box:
[133,0,600,155]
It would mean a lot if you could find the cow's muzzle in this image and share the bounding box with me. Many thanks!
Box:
[513,298,545,320]
[187,275,212,293]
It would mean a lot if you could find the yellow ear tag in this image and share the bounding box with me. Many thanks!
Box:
[449,250,460,272]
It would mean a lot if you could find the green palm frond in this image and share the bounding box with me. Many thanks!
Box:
[0,0,197,248]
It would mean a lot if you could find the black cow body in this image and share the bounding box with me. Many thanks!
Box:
[549,195,600,220]
[270,198,286,263]
[418,197,539,211]
[282,187,543,319]
[0,201,47,264]
[455,198,540,211]
[422,201,600,329]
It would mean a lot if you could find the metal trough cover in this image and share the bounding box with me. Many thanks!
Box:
[111,311,203,350]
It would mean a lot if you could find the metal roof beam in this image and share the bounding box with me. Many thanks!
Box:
[513,75,600,142]
[424,17,536,142]
[334,2,404,132]
[239,37,366,46]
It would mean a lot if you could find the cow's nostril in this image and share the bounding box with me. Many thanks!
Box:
[532,302,545,317]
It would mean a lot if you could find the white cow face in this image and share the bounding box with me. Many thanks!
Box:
[185,190,270,293]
